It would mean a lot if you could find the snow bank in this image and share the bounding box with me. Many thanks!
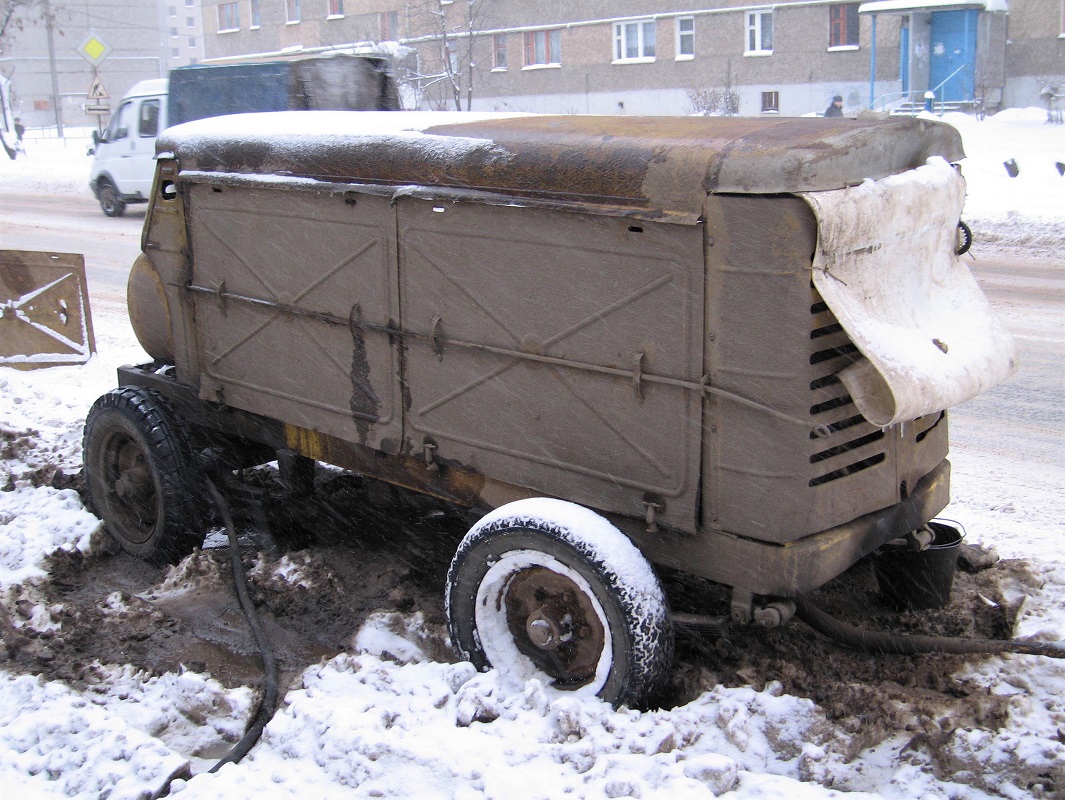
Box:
[939,109,1065,256]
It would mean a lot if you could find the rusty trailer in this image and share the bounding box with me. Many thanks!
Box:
[83,111,1016,706]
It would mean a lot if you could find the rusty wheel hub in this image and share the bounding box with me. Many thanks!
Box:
[100,431,158,543]
[504,566,605,687]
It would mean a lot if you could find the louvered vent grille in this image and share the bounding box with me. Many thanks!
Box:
[807,295,886,487]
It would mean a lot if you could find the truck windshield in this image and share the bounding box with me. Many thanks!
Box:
[106,100,134,142]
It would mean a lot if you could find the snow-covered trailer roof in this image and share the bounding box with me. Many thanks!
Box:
[157,111,964,223]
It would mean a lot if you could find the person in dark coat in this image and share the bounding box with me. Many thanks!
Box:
[13,117,25,141]
[824,96,844,117]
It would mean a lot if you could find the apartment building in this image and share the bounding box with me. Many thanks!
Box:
[197,1,1061,116]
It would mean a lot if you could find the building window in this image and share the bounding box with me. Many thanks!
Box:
[328,0,343,17]
[186,16,195,27]
[217,2,239,32]
[185,0,193,6]
[613,20,656,62]
[829,4,860,48]
[188,36,196,48]
[746,10,773,54]
[523,29,561,67]
[380,11,399,39]
[172,47,181,58]
[170,27,178,36]
[286,0,301,24]
[251,0,261,28]
[676,17,694,59]
[168,6,176,16]
[444,44,459,74]
[493,34,508,70]
[761,91,780,112]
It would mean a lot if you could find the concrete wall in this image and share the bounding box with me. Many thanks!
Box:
[1002,0,1064,108]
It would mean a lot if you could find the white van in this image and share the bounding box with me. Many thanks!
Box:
[88,78,167,217]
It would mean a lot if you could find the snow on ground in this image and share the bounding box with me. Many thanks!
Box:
[0,111,1063,799]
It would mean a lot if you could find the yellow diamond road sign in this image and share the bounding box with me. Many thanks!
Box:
[77,31,112,66]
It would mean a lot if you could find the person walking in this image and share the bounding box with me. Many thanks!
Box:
[824,95,844,117]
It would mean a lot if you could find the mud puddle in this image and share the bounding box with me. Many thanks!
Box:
[3,469,463,693]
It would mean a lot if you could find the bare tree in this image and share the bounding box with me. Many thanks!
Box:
[0,0,48,52]
[687,60,740,117]
[403,0,493,111]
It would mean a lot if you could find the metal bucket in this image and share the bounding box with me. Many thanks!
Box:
[871,522,963,611]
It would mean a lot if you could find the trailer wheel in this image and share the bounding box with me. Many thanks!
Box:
[83,387,205,565]
[98,180,126,217]
[446,498,673,708]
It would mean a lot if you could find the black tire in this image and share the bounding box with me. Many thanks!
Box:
[446,498,673,708]
[98,181,126,217]
[83,387,206,565]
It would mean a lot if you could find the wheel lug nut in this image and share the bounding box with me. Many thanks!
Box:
[526,609,562,650]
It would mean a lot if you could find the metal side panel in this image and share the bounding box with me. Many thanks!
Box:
[142,160,201,388]
[0,250,95,369]
[398,199,704,529]
[185,185,401,452]
[704,194,901,544]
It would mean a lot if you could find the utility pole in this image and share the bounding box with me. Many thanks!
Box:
[44,0,63,136]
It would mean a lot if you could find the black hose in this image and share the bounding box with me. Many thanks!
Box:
[205,477,279,773]
[794,595,1065,659]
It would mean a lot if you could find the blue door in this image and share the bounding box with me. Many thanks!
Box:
[930,10,977,102]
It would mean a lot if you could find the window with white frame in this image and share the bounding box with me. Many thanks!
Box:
[523,29,561,66]
[829,4,859,48]
[745,10,773,54]
[188,36,196,47]
[676,17,694,59]
[493,34,508,70]
[286,0,301,24]
[250,0,261,28]
[186,16,194,27]
[761,91,780,112]
[217,1,239,32]
[614,19,656,62]
[328,0,343,18]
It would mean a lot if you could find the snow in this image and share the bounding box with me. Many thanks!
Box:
[158,110,523,165]
[1,109,1064,798]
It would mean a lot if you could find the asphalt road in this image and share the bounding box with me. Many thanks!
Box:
[0,192,145,303]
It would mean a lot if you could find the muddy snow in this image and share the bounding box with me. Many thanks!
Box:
[1,109,1064,799]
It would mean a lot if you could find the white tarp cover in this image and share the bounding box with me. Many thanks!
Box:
[802,158,1017,428]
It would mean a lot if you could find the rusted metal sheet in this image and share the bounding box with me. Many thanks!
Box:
[157,112,965,225]
[182,185,403,454]
[0,250,96,370]
[398,198,704,530]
